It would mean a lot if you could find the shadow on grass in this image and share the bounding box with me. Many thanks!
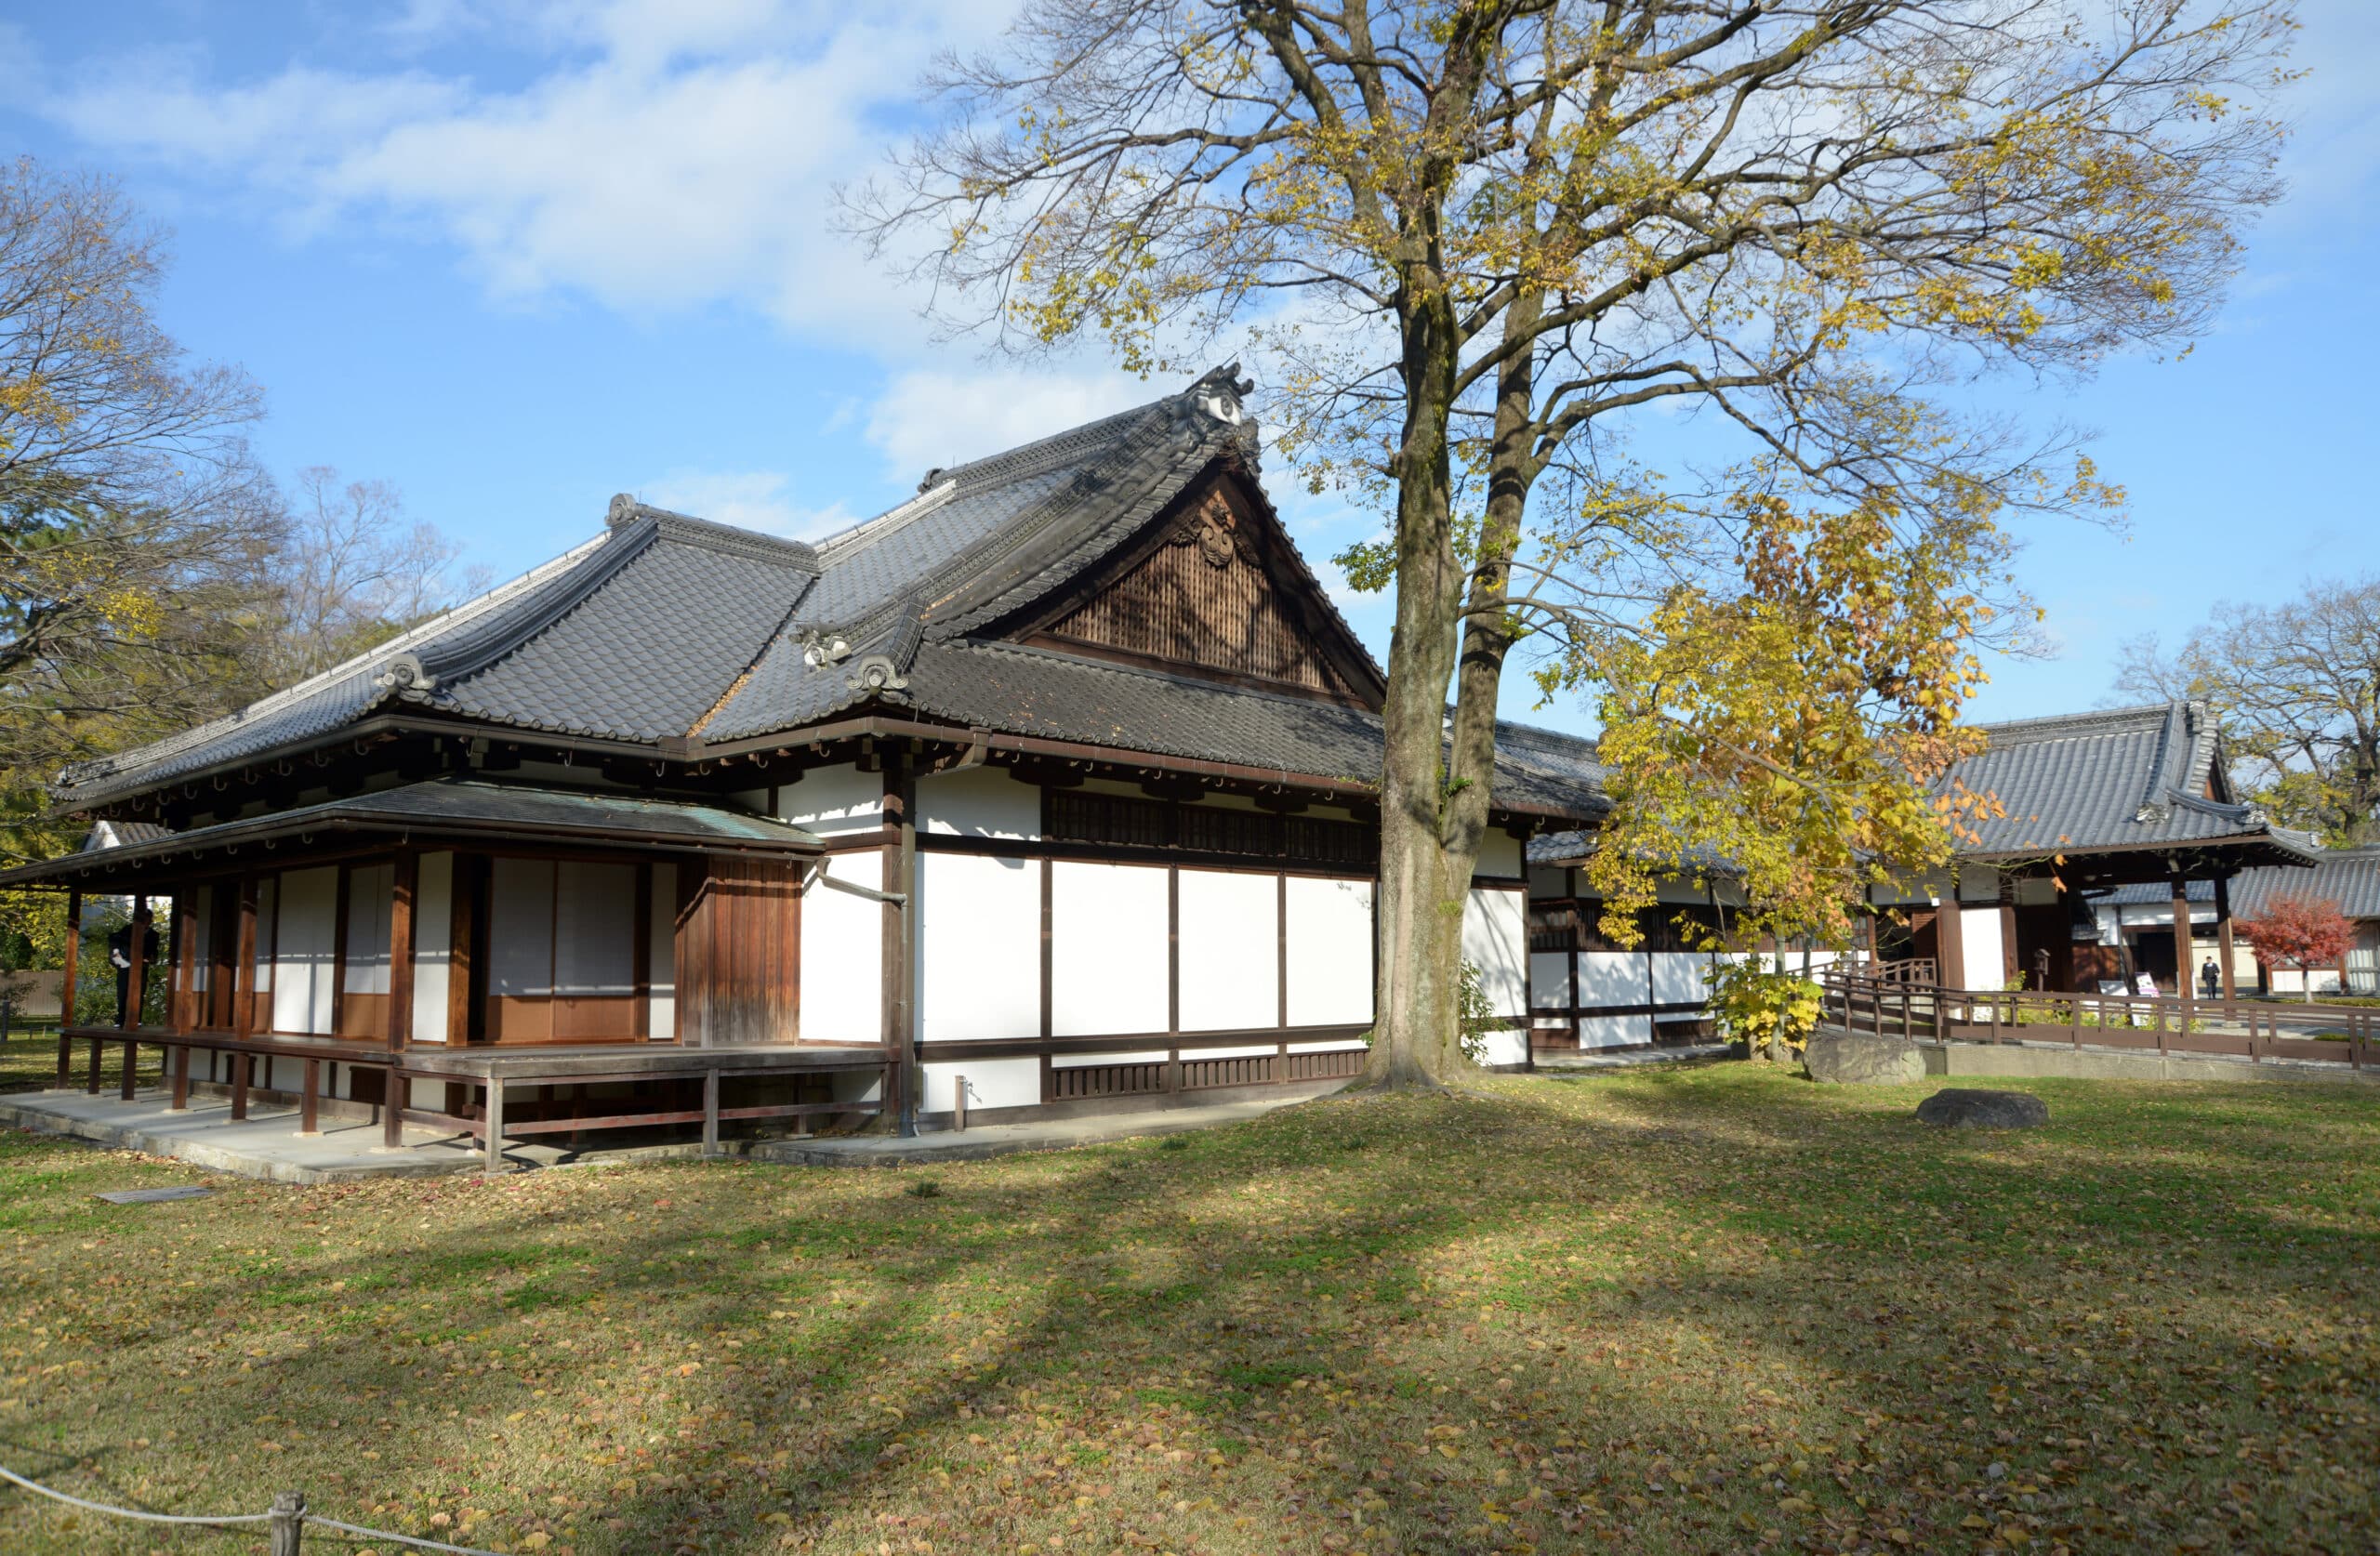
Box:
[1,1068,2375,1553]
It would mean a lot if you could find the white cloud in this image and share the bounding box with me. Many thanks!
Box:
[863,365,1156,482]
[641,468,853,539]
[33,0,1012,342]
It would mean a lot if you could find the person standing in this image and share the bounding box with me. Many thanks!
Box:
[2200,957,2222,1002]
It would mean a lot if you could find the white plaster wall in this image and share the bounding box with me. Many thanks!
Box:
[1529,951,1573,1009]
[250,877,276,996]
[556,861,637,994]
[917,851,1040,1042]
[923,1058,1042,1114]
[921,767,1041,840]
[1654,877,1712,905]
[648,861,677,1040]
[1462,888,1529,1019]
[1958,905,2005,991]
[343,864,394,995]
[776,763,883,837]
[1198,1044,1279,1060]
[1471,1026,1528,1066]
[1051,862,1170,1036]
[1177,869,1278,1031]
[1649,953,1707,1006]
[1577,951,1648,1009]
[1475,831,1524,880]
[1527,864,1569,897]
[1957,867,2003,904]
[271,866,338,1035]
[1578,1012,1651,1048]
[1285,876,1372,1027]
[801,851,880,1044]
[412,852,453,1043]
[1054,1048,1169,1066]
[1288,1039,1368,1054]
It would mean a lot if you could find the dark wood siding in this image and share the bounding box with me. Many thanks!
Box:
[1033,487,1353,696]
[677,859,802,1046]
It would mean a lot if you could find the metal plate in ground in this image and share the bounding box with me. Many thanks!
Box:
[96,1186,214,1204]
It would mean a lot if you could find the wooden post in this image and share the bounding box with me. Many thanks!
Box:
[120,896,150,1100]
[2172,876,2196,1036]
[56,887,81,1088]
[882,753,919,1135]
[385,851,416,1149]
[268,1488,305,1556]
[953,1073,968,1132]
[172,891,197,1034]
[170,1044,190,1110]
[1937,877,1967,993]
[483,1078,505,1175]
[299,1058,320,1137]
[232,877,258,1122]
[702,1069,720,1155]
[2213,874,2239,1022]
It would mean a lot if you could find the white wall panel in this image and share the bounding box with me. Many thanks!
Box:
[922,767,1041,840]
[776,763,883,837]
[918,851,1040,1042]
[489,859,556,997]
[1578,1012,1651,1048]
[1054,1048,1169,1066]
[1650,953,1707,1006]
[342,864,394,995]
[648,862,677,1040]
[1051,862,1169,1036]
[800,852,880,1044]
[1288,1039,1368,1054]
[251,878,277,995]
[1177,869,1278,1031]
[1577,951,1648,1009]
[1475,831,1524,880]
[923,1059,1042,1114]
[411,852,454,1043]
[1958,906,2005,991]
[1528,951,1573,1009]
[555,862,637,995]
[271,867,337,1035]
[1285,876,1372,1027]
[1471,1027,1529,1066]
[1462,888,1528,1019]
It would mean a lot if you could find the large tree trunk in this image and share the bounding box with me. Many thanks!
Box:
[1365,287,1540,1088]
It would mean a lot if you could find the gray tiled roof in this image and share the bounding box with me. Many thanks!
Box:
[52,368,1606,823]
[1950,701,2310,861]
[2228,846,2380,920]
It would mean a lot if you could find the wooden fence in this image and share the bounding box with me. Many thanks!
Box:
[1818,969,2380,1070]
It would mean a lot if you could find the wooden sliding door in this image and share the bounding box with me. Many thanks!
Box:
[677,859,801,1047]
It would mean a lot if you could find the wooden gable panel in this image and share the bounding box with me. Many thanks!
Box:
[1026,478,1366,702]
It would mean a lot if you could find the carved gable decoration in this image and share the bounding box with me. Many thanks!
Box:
[1025,481,1370,703]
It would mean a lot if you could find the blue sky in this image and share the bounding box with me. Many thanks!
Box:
[3,1,2373,738]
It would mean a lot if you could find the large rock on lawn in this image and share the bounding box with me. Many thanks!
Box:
[1916,1088,2049,1129]
[1804,1032,1925,1085]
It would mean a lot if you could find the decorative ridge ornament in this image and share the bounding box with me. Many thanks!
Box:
[1190,362,1253,427]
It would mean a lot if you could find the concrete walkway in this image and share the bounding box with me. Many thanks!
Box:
[752,1093,1324,1167]
[1535,1042,1735,1072]
[0,1088,721,1184]
[0,1086,1334,1182]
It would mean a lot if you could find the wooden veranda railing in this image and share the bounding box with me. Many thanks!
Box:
[1818,969,2380,1070]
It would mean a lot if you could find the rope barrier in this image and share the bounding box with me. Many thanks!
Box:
[0,1461,509,1553]
[304,1513,508,1554]
[0,1463,273,1525]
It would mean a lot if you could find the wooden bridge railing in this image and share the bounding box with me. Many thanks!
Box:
[1818,969,2379,1071]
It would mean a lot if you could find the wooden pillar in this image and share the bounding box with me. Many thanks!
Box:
[483,1077,506,1175]
[2172,875,2196,1033]
[2214,874,2239,1019]
[120,896,150,1100]
[299,1058,320,1137]
[1937,877,1966,991]
[701,1069,720,1156]
[881,751,918,1136]
[55,887,81,1089]
[171,892,196,1034]
[231,876,258,1123]
[384,851,416,1149]
[170,1045,190,1111]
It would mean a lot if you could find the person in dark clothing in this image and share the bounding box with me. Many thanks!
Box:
[2200,957,2222,1000]
[107,912,160,1026]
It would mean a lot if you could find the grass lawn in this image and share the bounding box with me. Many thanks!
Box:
[0,1023,164,1095]
[0,1065,2373,1556]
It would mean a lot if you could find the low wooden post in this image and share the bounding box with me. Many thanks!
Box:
[701,1069,721,1156]
[170,1044,190,1110]
[299,1058,320,1137]
[483,1078,506,1175]
[268,1488,305,1555]
[953,1074,968,1133]
[56,887,81,1088]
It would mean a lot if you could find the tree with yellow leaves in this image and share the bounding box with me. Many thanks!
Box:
[0,158,281,864]
[855,1,2294,1085]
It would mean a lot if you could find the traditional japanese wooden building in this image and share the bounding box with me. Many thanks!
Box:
[2,368,1608,1162]
[1522,699,2319,1049]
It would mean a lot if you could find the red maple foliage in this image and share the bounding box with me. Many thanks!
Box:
[2234,894,2359,1003]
